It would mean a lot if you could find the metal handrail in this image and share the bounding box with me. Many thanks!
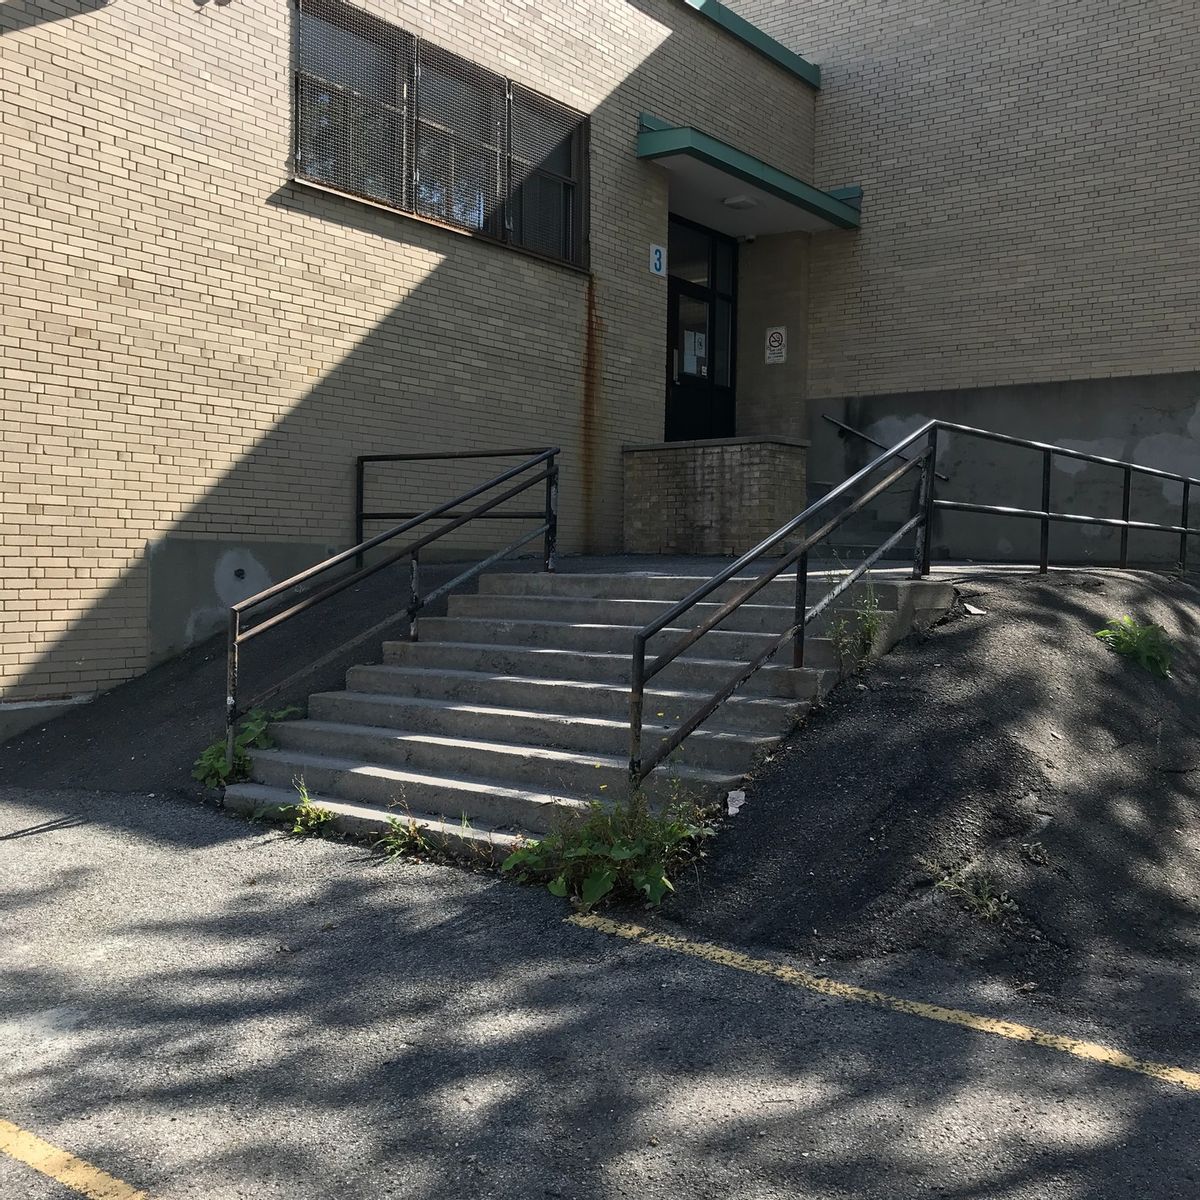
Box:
[823,412,951,482]
[355,446,557,542]
[226,447,559,767]
[629,420,1200,782]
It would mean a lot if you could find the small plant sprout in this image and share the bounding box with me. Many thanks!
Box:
[829,577,882,677]
[918,857,1019,923]
[1094,616,1172,678]
[373,815,434,860]
[280,778,335,837]
[1019,841,1051,867]
[192,706,301,789]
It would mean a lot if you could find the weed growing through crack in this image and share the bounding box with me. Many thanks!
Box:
[919,858,1020,923]
[192,706,301,789]
[1095,615,1172,678]
[374,814,435,859]
[502,791,717,911]
[279,778,335,837]
[829,569,883,677]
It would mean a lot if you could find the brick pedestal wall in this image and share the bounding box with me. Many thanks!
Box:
[622,437,808,555]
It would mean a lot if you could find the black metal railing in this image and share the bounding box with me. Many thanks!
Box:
[629,420,1199,783]
[225,447,559,767]
[822,412,951,482]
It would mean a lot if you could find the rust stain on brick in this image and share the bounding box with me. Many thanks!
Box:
[581,276,604,549]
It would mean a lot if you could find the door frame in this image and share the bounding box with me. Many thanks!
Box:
[664,214,738,442]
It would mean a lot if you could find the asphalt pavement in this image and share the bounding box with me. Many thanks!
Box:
[2,784,1198,1199]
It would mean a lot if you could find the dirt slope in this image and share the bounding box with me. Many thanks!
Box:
[669,569,1200,1008]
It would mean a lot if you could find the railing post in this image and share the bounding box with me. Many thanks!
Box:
[407,552,421,642]
[1120,466,1132,568]
[629,634,646,789]
[792,551,809,668]
[224,609,240,776]
[543,460,559,573]
[1040,449,1052,573]
[354,458,365,571]
[915,428,938,577]
[1181,481,1191,576]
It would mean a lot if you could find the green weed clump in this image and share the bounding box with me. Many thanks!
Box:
[1094,616,1172,678]
[374,815,435,859]
[919,858,1019,923]
[279,778,335,836]
[502,793,716,911]
[829,571,883,677]
[192,706,300,789]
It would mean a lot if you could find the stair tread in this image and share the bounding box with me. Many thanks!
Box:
[352,663,826,696]
[278,719,747,780]
[308,692,782,741]
[383,639,828,667]
[470,594,800,611]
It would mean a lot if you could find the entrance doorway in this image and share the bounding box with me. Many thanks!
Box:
[665,215,737,441]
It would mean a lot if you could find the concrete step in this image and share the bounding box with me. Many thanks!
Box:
[380,640,833,696]
[415,610,909,660]
[222,782,521,862]
[245,748,597,835]
[451,580,956,632]
[269,720,742,802]
[306,692,786,772]
[227,567,956,859]
[451,593,805,634]
[478,570,919,607]
[343,665,816,731]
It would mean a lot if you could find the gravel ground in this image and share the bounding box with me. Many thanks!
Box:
[667,569,1200,1060]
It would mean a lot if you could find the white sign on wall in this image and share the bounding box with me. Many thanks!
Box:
[765,326,787,364]
[649,244,667,277]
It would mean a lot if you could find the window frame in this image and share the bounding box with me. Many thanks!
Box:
[292,0,590,271]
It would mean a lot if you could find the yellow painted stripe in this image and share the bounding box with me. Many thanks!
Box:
[569,914,1200,1094]
[0,1118,148,1199]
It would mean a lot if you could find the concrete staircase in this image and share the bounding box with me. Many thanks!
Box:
[224,569,954,857]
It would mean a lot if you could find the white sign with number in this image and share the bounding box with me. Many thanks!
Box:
[649,244,667,277]
[765,326,787,364]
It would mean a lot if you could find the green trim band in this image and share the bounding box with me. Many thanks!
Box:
[636,118,861,230]
[681,0,820,89]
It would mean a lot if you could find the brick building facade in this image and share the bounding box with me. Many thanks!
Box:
[1,0,1197,717]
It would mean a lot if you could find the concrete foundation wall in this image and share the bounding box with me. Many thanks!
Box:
[813,374,1200,566]
[623,438,807,556]
[0,0,815,701]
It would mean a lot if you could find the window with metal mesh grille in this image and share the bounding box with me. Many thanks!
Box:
[294,0,589,267]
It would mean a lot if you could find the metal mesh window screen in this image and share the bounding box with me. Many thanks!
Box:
[293,1,588,266]
[296,0,412,208]
[415,43,506,237]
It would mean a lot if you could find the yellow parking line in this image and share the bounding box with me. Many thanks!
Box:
[0,1117,147,1199]
[569,914,1200,1093]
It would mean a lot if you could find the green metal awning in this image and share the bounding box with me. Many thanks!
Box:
[637,114,861,236]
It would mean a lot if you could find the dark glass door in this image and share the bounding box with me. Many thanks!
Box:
[665,216,736,441]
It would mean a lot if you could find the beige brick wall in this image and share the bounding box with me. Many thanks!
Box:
[734,0,1200,399]
[737,233,810,439]
[0,0,815,700]
[623,438,807,555]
